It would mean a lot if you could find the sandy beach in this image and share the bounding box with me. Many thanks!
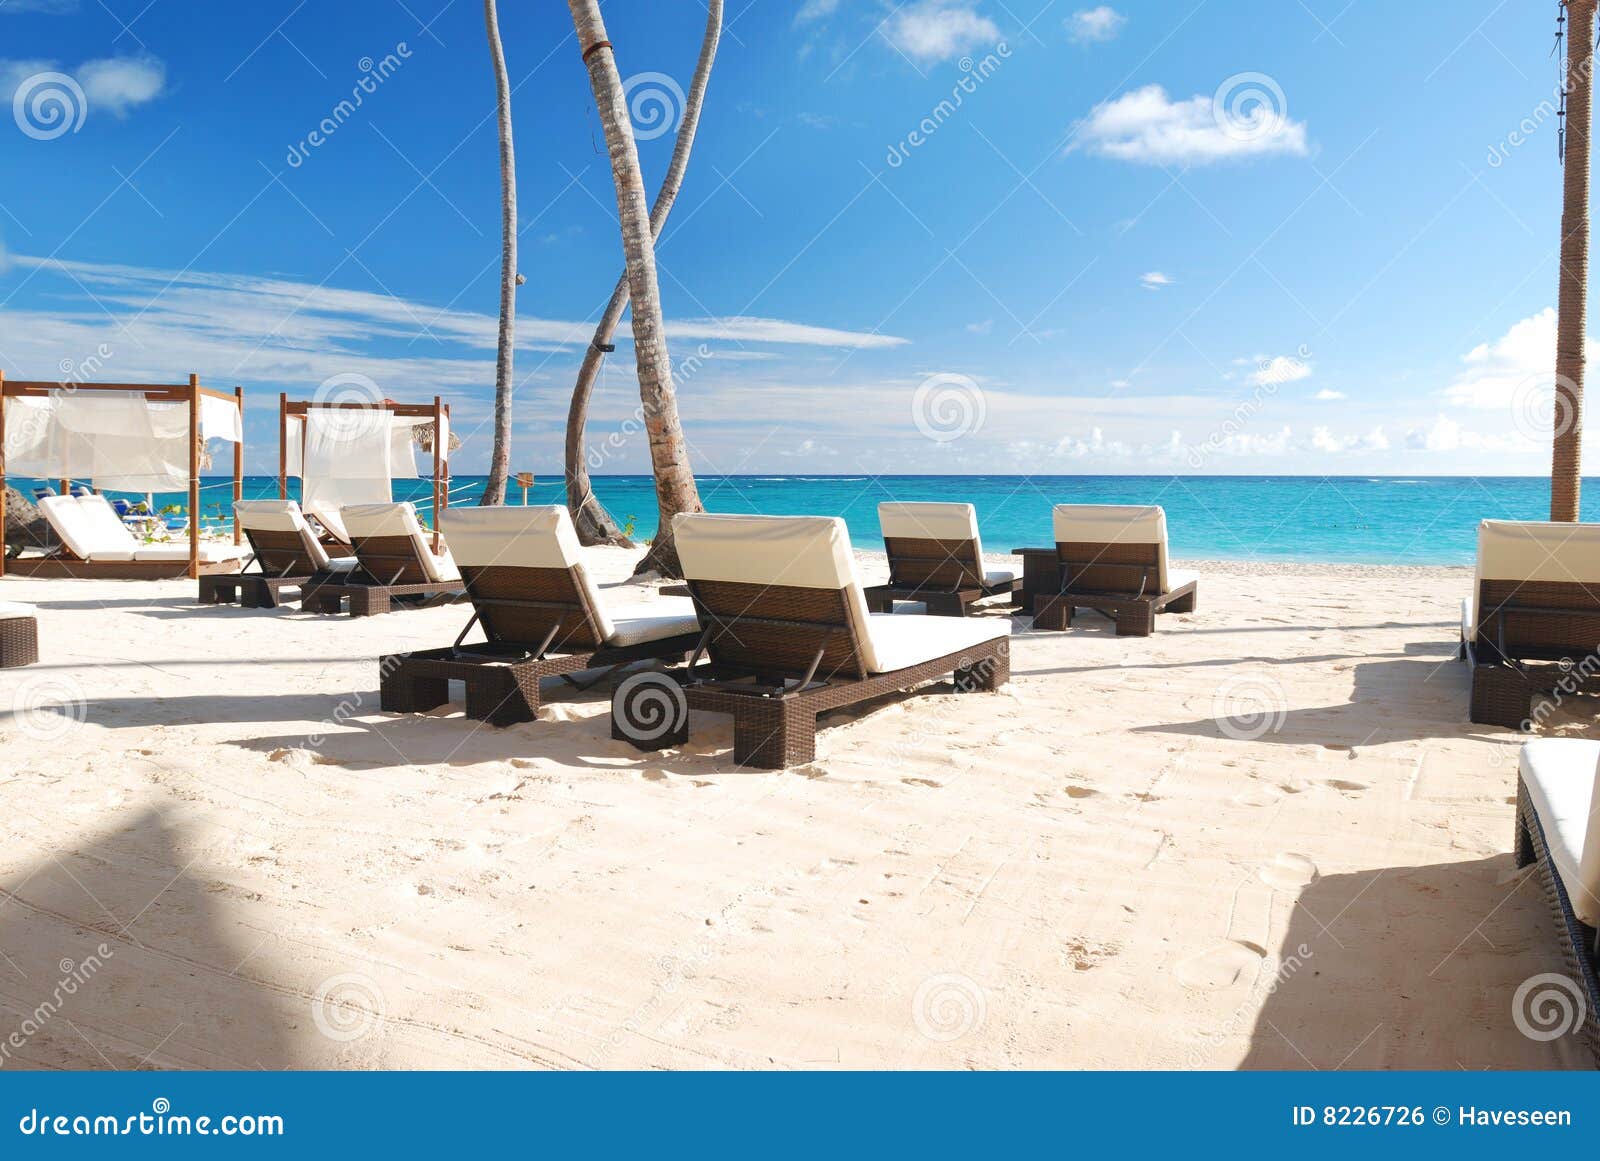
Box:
[0,550,1588,1070]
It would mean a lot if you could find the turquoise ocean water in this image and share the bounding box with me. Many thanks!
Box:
[13,474,1591,566]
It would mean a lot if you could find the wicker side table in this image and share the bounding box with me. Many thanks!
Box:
[0,604,39,669]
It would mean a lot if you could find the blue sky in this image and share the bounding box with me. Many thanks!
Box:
[0,0,1581,476]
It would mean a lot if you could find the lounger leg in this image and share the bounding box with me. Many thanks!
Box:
[1167,589,1197,615]
[466,667,539,727]
[1033,595,1072,631]
[1469,664,1531,729]
[954,645,1009,692]
[0,618,39,669]
[864,591,895,614]
[380,661,448,715]
[1114,603,1156,637]
[239,576,273,609]
[302,585,343,615]
[732,702,815,769]
[1513,787,1536,869]
[349,589,390,618]
[925,593,968,618]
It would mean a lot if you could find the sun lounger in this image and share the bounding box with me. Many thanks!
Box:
[199,500,359,608]
[866,501,1018,617]
[1029,504,1198,636]
[0,603,38,668]
[34,495,246,578]
[302,501,464,616]
[1460,520,1600,727]
[615,512,1010,769]
[1513,738,1600,1062]
[380,505,702,726]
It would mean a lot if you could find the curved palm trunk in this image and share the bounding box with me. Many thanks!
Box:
[566,0,722,547]
[1554,0,1596,521]
[569,0,703,576]
[480,0,517,506]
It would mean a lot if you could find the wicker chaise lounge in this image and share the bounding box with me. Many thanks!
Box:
[200,500,358,608]
[1513,739,1600,1062]
[0,603,38,668]
[304,501,464,617]
[866,501,1018,617]
[1030,504,1198,636]
[1460,520,1600,729]
[380,506,703,727]
[616,512,1011,770]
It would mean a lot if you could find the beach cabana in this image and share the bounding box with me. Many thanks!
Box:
[277,394,449,551]
[0,374,245,580]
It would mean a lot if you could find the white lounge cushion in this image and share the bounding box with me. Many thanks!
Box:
[38,495,137,560]
[133,544,250,563]
[442,506,614,642]
[603,596,701,648]
[0,602,35,619]
[1519,738,1600,926]
[983,569,1016,586]
[326,556,359,573]
[304,503,350,546]
[342,502,459,584]
[1466,520,1600,643]
[863,612,1009,674]
[1461,595,1477,644]
[235,499,331,571]
[1053,504,1176,594]
[878,502,980,543]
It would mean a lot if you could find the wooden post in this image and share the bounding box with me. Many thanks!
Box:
[431,396,443,553]
[0,370,6,579]
[516,471,534,504]
[188,374,201,580]
[1554,0,1597,520]
[278,392,289,500]
[233,386,244,544]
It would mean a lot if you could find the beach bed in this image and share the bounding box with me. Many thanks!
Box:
[865,501,1018,616]
[23,494,247,580]
[1028,504,1198,636]
[303,501,465,617]
[200,499,358,608]
[380,506,702,727]
[1514,739,1600,1063]
[616,512,1009,769]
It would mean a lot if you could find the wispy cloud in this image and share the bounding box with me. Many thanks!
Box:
[794,0,840,25]
[77,55,165,116]
[1067,6,1125,44]
[0,0,79,13]
[1140,271,1173,290]
[1251,355,1311,387]
[1313,388,1346,401]
[886,1,1001,63]
[1072,83,1309,165]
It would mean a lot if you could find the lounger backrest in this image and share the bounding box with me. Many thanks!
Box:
[1473,520,1600,655]
[235,500,330,574]
[675,512,875,679]
[878,502,985,589]
[37,495,138,560]
[303,502,351,547]
[441,506,614,650]
[342,502,455,585]
[1052,504,1170,596]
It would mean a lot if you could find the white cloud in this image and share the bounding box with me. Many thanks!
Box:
[1067,6,1125,43]
[0,0,78,12]
[966,319,994,335]
[77,55,165,116]
[1313,388,1346,400]
[1140,271,1173,289]
[886,1,1000,63]
[1071,83,1310,165]
[795,0,839,24]
[0,58,56,96]
[1251,355,1311,387]
[1310,425,1387,453]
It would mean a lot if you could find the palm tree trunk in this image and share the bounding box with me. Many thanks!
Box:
[480,0,517,507]
[566,0,723,547]
[1554,0,1596,521]
[569,0,703,576]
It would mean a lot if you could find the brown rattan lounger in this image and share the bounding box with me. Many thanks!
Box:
[1459,520,1600,728]
[304,501,466,616]
[380,506,702,726]
[200,500,359,608]
[613,513,1011,769]
[865,501,1019,617]
[0,603,38,668]
[1029,504,1197,637]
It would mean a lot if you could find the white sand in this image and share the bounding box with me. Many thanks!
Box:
[0,549,1589,1070]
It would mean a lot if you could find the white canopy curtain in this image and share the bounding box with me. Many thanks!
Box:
[3,388,243,489]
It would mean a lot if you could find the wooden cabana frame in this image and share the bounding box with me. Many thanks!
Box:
[0,373,244,580]
[277,394,450,552]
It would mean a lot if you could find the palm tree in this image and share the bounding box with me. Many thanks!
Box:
[565,0,723,547]
[480,0,518,506]
[568,0,704,575]
[1554,0,1596,521]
